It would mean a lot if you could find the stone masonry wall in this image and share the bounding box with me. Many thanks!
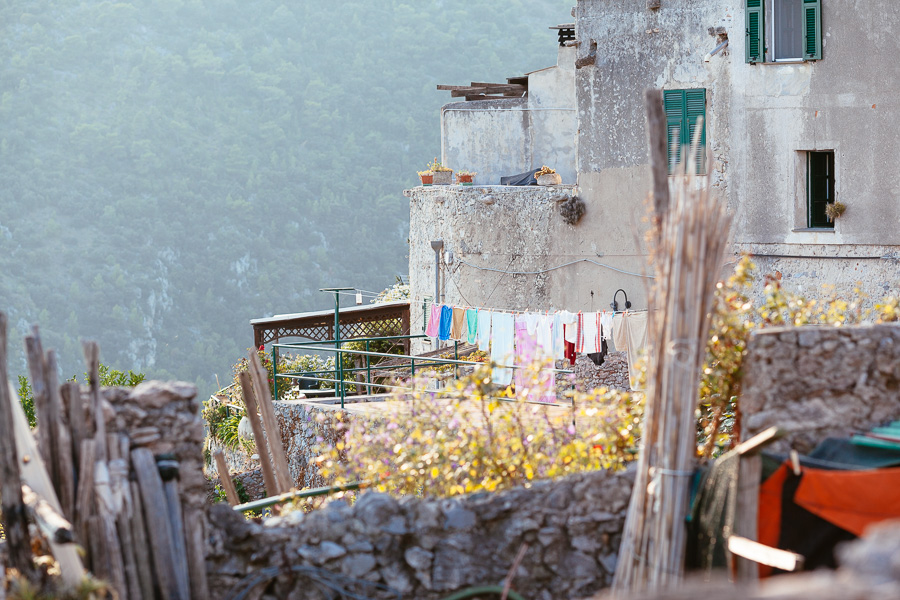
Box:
[741,323,900,453]
[206,468,634,600]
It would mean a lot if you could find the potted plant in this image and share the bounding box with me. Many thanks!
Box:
[456,170,476,185]
[418,170,434,186]
[426,158,453,185]
[535,165,562,186]
[825,201,847,222]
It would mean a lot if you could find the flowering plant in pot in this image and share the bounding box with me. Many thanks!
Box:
[417,170,434,186]
[456,170,476,185]
[535,165,562,186]
[426,158,453,185]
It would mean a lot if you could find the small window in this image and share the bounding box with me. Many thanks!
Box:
[807,151,834,228]
[773,0,803,60]
[746,0,822,63]
[663,89,707,175]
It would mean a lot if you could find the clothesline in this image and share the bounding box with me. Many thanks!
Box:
[423,297,647,318]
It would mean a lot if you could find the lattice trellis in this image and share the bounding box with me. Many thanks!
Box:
[253,303,410,349]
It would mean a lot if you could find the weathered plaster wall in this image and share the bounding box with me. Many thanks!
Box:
[440,46,577,185]
[575,0,900,301]
[405,185,652,354]
[207,468,634,600]
[741,323,900,454]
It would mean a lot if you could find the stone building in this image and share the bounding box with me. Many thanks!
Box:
[407,0,900,349]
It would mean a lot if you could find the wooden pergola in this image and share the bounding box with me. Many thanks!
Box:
[251,300,411,349]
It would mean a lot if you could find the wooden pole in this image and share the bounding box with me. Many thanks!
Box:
[644,88,670,225]
[248,350,293,491]
[163,478,191,600]
[238,371,280,497]
[82,341,107,462]
[0,313,34,578]
[129,480,156,600]
[10,378,85,585]
[45,350,76,523]
[131,448,183,600]
[214,450,241,506]
[183,503,210,600]
[25,330,57,487]
[21,484,75,544]
[75,439,96,562]
[61,381,87,472]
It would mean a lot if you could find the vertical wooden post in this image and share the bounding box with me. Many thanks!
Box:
[131,448,183,600]
[214,450,240,506]
[248,350,292,491]
[644,88,670,228]
[239,372,280,497]
[0,313,34,578]
[734,454,762,582]
[82,341,107,462]
[129,480,156,600]
[61,382,87,472]
[25,330,57,487]
[45,349,75,522]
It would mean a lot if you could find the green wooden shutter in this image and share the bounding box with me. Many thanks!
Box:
[802,0,822,60]
[746,0,764,63]
[685,89,707,174]
[664,90,684,174]
[663,89,707,174]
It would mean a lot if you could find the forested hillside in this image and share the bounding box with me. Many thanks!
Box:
[0,0,571,394]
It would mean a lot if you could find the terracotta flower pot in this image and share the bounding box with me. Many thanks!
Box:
[419,173,434,186]
[456,173,474,185]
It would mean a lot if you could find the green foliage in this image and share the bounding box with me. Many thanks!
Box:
[15,364,143,430]
[17,375,37,429]
[0,0,572,402]
[315,362,642,498]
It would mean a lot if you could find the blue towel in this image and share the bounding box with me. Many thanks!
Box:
[439,305,453,341]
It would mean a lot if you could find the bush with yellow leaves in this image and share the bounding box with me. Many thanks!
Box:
[314,359,642,498]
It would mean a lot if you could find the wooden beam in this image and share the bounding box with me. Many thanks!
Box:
[214,450,241,506]
[735,426,784,456]
[0,313,34,578]
[644,88,670,225]
[21,484,75,544]
[727,535,804,572]
[238,372,280,497]
[248,350,293,492]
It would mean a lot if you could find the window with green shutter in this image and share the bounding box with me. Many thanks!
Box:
[808,151,834,228]
[746,0,822,63]
[663,89,707,175]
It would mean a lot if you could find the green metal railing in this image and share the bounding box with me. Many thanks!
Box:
[233,481,366,513]
[272,335,574,410]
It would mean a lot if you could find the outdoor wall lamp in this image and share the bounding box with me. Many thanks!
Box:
[611,289,632,312]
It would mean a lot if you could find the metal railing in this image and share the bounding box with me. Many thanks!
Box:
[272,334,572,409]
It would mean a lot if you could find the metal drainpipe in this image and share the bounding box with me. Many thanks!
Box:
[430,240,444,351]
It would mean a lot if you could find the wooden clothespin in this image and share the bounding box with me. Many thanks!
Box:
[789,449,801,475]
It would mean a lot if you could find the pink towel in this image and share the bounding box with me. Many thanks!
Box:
[425,303,441,338]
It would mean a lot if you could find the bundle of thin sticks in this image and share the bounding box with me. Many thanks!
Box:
[613,99,732,592]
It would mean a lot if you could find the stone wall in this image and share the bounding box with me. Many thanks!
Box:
[573,351,630,392]
[741,323,900,453]
[206,468,634,600]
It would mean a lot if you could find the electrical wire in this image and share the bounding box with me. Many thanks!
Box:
[457,257,655,279]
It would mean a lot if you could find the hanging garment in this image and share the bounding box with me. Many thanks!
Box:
[564,340,576,366]
[535,314,554,359]
[514,315,534,393]
[559,310,579,344]
[577,312,600,354]
[439,305,453,341]
[552,313,565,360]
[600,311,614,341]
[524,312,540,336]
[450,307,467,341]
[477,309,492,352]
[466,308,478,345]
[587,338,608,366]
[425,303,441,338]
[613,311,649,390]
[490,312,515,386]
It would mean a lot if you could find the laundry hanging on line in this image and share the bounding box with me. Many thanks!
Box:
[424,301,648,391]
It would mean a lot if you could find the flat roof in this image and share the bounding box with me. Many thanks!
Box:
[250,300,410,326]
